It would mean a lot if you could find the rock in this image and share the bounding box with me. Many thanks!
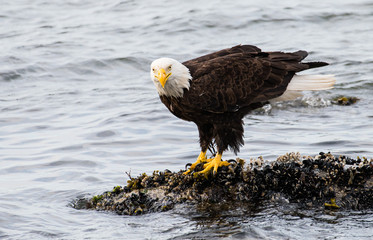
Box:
[332,96,359,106]
[73,152,373,215]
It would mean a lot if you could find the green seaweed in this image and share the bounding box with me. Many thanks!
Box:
[112,185,121,194]
[332,96,360,105]
[92,195,103,205]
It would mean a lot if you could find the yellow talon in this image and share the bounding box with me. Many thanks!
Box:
[324,198,340,209]
[184,151,212,175]
[199,153,230,175]
[184,151,230,175]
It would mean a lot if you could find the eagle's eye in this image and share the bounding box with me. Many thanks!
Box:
[168,66,172,71]
[152,68,155,72]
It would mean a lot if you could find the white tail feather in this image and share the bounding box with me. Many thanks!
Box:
[271,74,336,102]
[287,74,336,91]
[271,91,303,102]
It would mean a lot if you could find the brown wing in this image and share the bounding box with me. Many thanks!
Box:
[183,45,261,66]
[180,45,327,114]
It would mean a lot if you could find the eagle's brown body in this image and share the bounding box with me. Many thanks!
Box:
[158,45,328,155]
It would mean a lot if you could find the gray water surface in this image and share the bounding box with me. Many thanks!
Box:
[1,0,373,239]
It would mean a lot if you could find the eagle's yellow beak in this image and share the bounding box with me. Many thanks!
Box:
[155,68,171,88]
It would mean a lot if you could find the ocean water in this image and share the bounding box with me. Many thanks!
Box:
[1,0,372,239]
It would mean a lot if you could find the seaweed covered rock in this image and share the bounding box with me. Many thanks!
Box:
[74,152,373,215]
[332,96,360,106]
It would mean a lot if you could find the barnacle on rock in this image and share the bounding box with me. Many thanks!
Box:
[79,153,373,215]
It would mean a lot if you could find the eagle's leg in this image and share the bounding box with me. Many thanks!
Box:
[183,151,213,175]
[184,124,215,174]
[199,152,230,175]
[197,120,243,175]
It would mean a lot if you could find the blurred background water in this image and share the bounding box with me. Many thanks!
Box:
[1,0,372,239]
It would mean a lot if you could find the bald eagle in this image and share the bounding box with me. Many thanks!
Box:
[150,45,335,175]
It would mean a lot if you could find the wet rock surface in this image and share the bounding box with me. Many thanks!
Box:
[332,96,360,106]
[73,152,373,215]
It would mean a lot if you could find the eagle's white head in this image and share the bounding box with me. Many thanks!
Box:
[150,58,192,98]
